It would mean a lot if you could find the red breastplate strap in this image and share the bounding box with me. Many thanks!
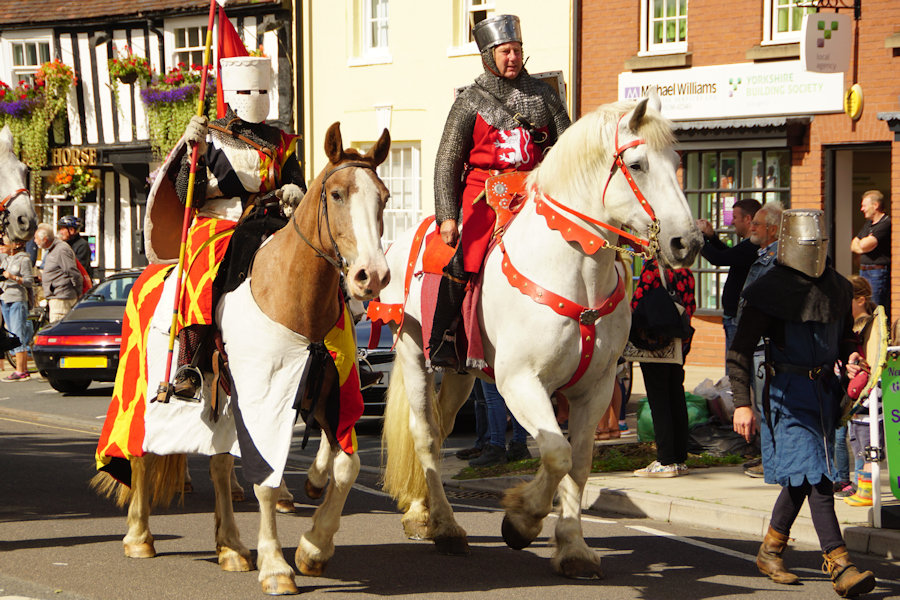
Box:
[365,216,435,348]
[535,194,650,253]
[497,238,625,390]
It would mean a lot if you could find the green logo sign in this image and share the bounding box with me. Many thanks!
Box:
[881,355,900,500]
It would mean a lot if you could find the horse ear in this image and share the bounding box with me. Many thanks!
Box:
[628,97,649,132]
[323,122,344,164]
[366,128,391,167]
[0,125,12,152]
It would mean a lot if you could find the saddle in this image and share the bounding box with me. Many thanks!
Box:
[367,172,529,370]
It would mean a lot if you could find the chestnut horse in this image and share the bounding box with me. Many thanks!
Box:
[93,122,391,595]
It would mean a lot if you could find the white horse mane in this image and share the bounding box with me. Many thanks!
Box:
[527,100,675,201]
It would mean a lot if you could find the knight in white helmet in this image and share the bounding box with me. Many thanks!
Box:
[172,56,306,398]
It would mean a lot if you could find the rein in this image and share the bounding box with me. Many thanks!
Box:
[290,161,376,276]
[0,188,27,212]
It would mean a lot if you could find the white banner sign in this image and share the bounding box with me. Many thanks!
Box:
[800,13,851,73]
[618,61,844,120]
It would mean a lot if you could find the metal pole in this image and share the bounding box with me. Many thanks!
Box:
[155,0,218,403]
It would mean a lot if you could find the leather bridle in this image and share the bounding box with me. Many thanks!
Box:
[0,188,29,236]
[291,161,377,276]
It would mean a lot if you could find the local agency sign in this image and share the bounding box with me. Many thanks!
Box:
[618,61,843,120]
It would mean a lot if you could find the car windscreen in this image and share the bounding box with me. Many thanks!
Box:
[79,276,137,305]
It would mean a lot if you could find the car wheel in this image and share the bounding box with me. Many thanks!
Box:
[47,377,91,394]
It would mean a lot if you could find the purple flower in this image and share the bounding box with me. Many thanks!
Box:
[140,84,199,106]
[0,97,39,117]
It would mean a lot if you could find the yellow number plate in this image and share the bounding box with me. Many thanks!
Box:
[61,356,107,369]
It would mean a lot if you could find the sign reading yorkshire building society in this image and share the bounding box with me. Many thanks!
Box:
[800,13,851,73]
[618,62,843,121]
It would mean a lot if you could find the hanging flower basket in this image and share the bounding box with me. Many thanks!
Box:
[140,63,215,159]
[107,48,151,87]
[118,71,139,85]
[49,165,100,202]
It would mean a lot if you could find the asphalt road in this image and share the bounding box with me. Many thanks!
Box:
[1,380,899,599]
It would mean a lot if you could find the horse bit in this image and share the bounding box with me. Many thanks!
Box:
[291,161,376,276]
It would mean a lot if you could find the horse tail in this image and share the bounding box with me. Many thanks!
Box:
[89,454,186,509]
[90,470,133,508]
[381,345,441,512]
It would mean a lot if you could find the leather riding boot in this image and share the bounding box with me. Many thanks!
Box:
[822,546,875,597]
[428,276,468,370]
[756,526,800,585]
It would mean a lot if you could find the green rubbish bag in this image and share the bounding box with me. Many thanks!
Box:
[636,393,710,443]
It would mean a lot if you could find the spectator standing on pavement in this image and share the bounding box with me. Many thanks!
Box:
[850,190,890,310]
[34,223,82,324]
[729,209,875,597]
[0,237,34,381]
[455,380,489,460]
[631,258,696,478]
[57,215,93,284]
[469,381,531,467]
[843,276,881,508]
[697,198,760,360]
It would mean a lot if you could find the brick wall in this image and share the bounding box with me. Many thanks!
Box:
[580,2,900,365]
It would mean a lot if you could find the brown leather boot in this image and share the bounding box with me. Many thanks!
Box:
[756,526,800,585]
[822,546,875,597]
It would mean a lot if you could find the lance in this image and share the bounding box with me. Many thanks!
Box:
[155,0,218,403]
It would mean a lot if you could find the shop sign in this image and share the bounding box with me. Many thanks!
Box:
[881,354,900,500]
[618,61,843,121]
[800,13,851,74]
[50,147,98,167]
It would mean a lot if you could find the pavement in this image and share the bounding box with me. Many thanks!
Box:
[4,362,900,564]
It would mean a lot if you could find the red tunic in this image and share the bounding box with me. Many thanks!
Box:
[460,114,548,272]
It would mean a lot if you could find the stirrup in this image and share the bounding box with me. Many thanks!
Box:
[429,334,460,371]
[172,365,203,402]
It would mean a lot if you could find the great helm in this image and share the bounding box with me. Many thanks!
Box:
[220,56,272,124]
[472,14,522,52]
[777,209,829,278]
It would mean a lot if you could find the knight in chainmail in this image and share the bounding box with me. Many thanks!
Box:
[429,14,571,370]
[172,56,306,398]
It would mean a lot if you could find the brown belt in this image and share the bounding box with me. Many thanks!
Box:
[860,264,887,271]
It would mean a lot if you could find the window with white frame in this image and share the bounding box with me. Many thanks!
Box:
[9,39,51,86]
[465,0,494,45]
[764,0,816,44]
[640,0,688,55]
[363,0,389,57]
[376,143,421,245]
[449,0,494,52]
[174,25,209,67]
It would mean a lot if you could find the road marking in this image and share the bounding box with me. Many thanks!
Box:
[35,389,57,394]
[0,416,96,435]
[626,524,900,586]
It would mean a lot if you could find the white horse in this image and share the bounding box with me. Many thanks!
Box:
[0,126,39,242]
[379,92,701,577]
[93,123,391,595]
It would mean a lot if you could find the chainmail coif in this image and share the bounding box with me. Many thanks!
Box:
[433,45,571,226]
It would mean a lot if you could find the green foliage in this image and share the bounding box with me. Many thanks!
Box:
[140,64,216,159]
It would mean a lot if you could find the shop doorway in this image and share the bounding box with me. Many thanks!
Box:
[828,145,891,278]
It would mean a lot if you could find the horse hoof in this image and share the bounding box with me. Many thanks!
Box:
[559,557,603,580]
[402,519,430,541]
[261,574,299,595]
[298,558,327,577]
[433,535,470,556]
[124,542,156,559]
[232,488,245,502]
[276,500,297,514]
[501,514,534,550]
[305,479,325,500]
[218,550,253,572]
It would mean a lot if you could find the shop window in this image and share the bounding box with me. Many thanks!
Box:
[682,148,791,312]
[376,143,421,245]
[174,25,209,67]
[764,0,815,44]
[640,0,688,55]
[8,39,51,86]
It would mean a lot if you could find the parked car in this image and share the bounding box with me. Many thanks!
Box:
[355,318,395,416]
[32,270,141,394]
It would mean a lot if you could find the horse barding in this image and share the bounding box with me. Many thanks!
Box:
[374,91,702,578]
[0,126,40,243]
[92,122,391,595]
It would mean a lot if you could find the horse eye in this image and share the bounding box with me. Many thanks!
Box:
[331,191,343,203]
[628,162,643,172]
